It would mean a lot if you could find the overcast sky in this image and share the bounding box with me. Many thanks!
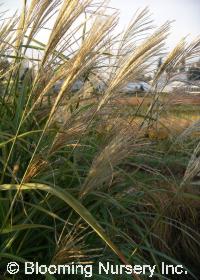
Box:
[3,0,200,49]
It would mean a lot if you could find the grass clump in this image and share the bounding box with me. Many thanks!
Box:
[0,1,200,279]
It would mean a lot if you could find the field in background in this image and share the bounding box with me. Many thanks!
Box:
[114,92,200,138]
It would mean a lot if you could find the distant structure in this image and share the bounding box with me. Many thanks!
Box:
[121,81,151,94]
[53,73,106,97]
[155,59,200,94]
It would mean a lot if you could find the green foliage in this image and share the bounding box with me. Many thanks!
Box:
[187,66,200,81]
